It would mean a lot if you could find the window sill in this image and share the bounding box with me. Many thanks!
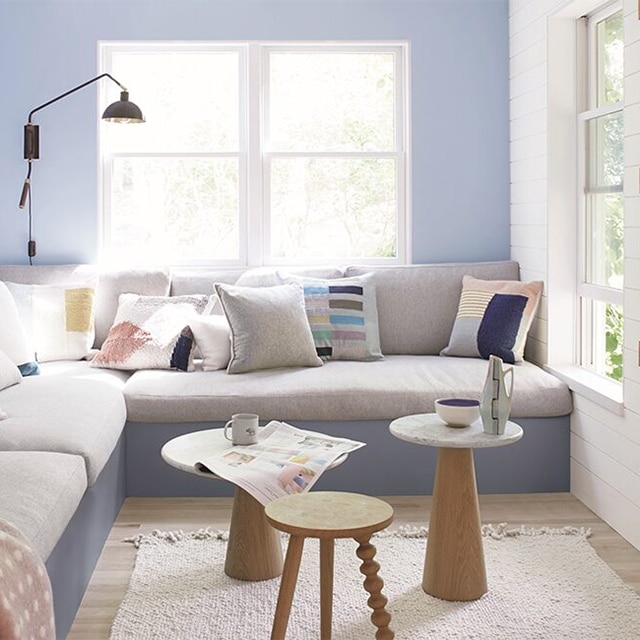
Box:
[544,364,624,415]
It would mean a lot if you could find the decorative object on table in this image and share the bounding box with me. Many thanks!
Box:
[112,525,640,640]
[480,355,514,435]
[434,397,480,427]
[18,73,144,263]
[223,413,259,446]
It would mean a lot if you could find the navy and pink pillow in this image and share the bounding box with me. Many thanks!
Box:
[441,275,543,364]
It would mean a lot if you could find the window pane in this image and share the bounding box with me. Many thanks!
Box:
[269,52,396,152]
[582,298,623,381]
[107,51,239,152]
[270,158,397,259]
[108,158,239,263]
[586,112,623,189]
[596,10,623,106]
[585,192,623,288]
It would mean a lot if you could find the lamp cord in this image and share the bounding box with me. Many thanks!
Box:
[27,167,33,266]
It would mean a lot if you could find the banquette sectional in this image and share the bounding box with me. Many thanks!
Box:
[0,260,572,638]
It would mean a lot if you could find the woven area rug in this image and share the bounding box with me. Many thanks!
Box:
[110,524,640,639]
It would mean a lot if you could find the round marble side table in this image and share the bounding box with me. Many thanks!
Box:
[389,414,523,601]
[161,428,348,582]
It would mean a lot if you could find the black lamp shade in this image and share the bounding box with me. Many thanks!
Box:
[102,91,145,123]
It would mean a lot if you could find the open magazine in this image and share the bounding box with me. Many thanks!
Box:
[194,420,366,506]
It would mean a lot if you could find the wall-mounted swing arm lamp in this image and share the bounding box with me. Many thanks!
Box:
[18,72,144,262]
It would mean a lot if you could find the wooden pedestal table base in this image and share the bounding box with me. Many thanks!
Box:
[423,447,486,600]
[161,429,285,581]
[161,428,348,582]
[389,413,523,601]
[265,491,395,640]
[226,486,283,580]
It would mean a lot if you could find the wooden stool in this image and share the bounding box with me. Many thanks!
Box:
[264,491,395,640]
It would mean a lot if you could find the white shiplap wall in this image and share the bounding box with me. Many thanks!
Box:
[509,0,640,550]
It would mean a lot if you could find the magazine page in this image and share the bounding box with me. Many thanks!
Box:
[194,421,366,506]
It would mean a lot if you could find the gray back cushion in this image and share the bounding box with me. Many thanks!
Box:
[94,269,171,347]
[345,261,520,355]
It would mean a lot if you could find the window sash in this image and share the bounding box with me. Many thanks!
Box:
[98,41,408,266]
[575,3,624,382]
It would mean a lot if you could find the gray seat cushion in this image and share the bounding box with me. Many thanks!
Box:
[0,375,126,485]
[124,355,572,423]
[0,451,87,560]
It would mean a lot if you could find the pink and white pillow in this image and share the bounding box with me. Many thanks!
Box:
[91,294,212,371]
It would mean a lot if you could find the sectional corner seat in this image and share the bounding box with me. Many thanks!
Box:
[0,260,572,638]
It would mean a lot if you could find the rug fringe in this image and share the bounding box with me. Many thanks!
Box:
[123,527,229,548]
[378,523,591,539]
[124,523,591,547]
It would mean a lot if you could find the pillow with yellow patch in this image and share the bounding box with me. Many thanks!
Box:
[5,281,97,362]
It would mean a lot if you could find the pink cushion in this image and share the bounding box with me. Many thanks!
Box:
[0,520,55,640]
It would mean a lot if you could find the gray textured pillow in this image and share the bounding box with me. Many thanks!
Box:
[214,283,323,374]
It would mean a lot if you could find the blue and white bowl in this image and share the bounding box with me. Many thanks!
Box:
[434,397,480,427]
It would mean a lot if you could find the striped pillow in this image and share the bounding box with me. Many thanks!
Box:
[279,273,383,361]
[440,275,543,364]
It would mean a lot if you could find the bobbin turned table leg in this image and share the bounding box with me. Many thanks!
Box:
[355,534,395,640]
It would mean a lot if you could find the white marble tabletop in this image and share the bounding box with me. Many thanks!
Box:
[162,428,235,478]
[389,413,523,449]
[161,427,348,479]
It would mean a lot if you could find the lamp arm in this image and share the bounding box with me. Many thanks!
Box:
[27,73,127,122]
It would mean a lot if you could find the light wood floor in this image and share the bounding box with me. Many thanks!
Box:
[68,493,640,639]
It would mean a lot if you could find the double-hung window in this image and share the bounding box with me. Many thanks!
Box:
[99,42,408,266]
[578,5,624,381]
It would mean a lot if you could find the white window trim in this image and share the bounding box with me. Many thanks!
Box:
[546,0,624,409]
[97,40,411,267]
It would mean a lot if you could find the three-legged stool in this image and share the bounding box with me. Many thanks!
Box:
[264,491,395,640]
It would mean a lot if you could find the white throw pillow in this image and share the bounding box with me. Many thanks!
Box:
[5,281,97,362]
[189,315,232,371]
[0,350,22,391]
[0,282,34,366]
[214,282,323,374]
[91,294,212,371]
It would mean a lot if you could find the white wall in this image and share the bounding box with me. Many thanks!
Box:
[510,0,640,550]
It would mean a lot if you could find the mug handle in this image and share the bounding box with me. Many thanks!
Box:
[223,420,234,441]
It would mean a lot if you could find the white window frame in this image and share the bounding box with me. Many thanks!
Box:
[576,4,624,378]
[98,41,410,267]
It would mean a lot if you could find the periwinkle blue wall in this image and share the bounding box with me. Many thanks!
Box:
[0,0,509,265]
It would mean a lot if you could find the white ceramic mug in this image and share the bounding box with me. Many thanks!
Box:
[224,413,259,445]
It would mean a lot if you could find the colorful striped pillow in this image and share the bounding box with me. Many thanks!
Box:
[279,273,383,361]
[440,275,543,364]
